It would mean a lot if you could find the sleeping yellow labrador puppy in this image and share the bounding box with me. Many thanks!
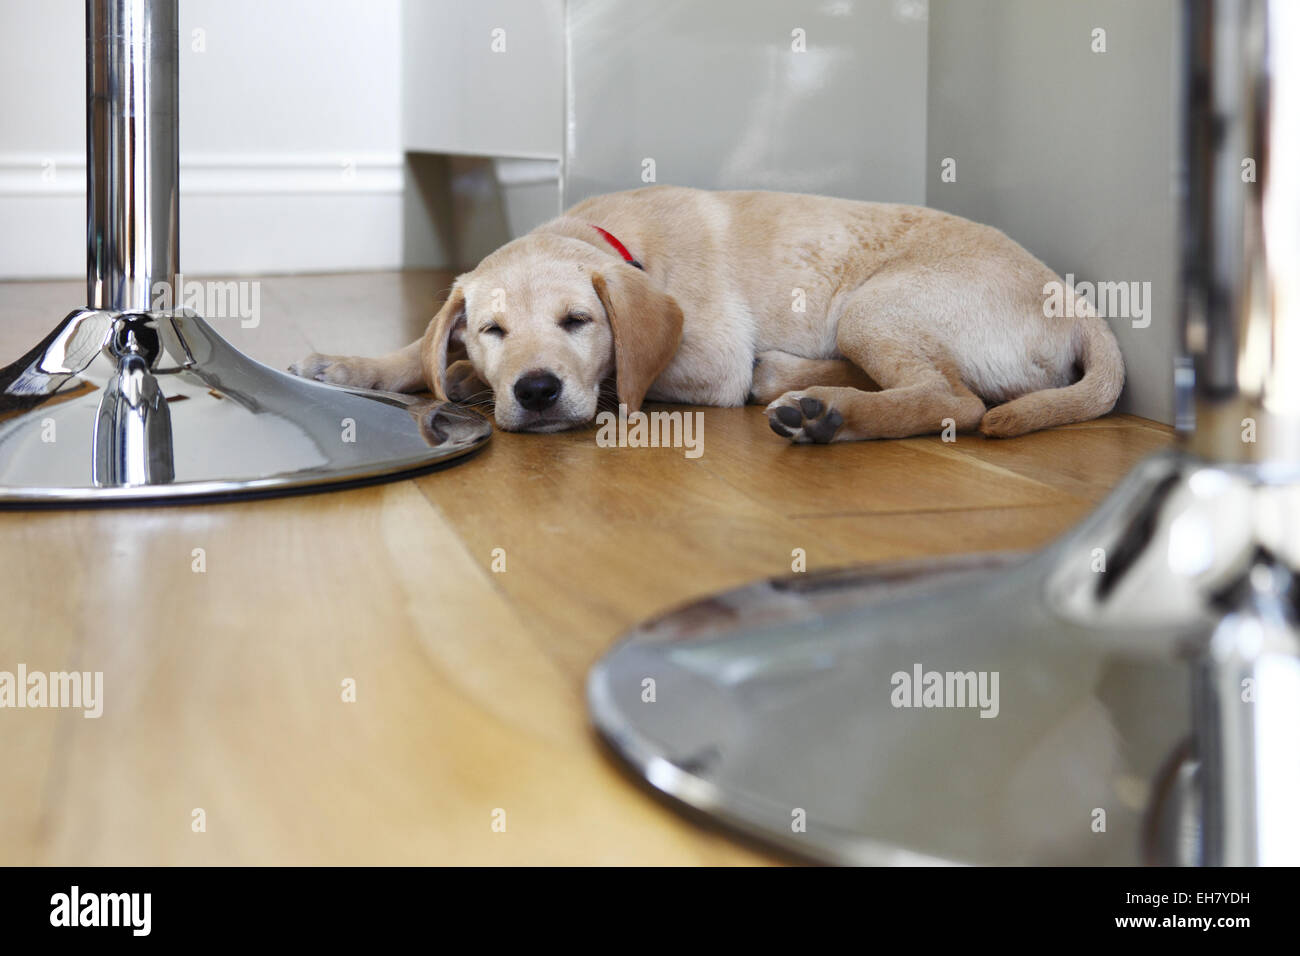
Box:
[290,186,1123,443]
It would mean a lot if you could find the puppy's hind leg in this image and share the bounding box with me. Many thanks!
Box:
[767,374,984,443]
[748,350,879,404]
[290,339,427,392]
[766,295,986,442]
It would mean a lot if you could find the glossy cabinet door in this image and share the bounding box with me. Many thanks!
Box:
[403,0,565,160]
[564,0,929,206]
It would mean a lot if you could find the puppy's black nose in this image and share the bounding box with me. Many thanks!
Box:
[513,371,563,412]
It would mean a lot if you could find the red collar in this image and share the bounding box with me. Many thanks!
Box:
[590,224,644,270]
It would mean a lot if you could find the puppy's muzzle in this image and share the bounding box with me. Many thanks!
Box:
[513,370,563,412]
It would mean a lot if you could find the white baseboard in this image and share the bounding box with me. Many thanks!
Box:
[0,152,426,278]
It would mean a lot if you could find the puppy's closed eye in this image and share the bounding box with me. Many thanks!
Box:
[480,322,506,338]
[560,312,593,332]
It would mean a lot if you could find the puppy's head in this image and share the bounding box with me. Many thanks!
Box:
[424,232,683,432]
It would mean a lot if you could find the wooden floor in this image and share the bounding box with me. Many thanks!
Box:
[0,270,1173,865]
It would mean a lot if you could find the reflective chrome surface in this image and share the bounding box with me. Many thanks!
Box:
[1194,558,1300,864]
[87,0,179,313]
[590,452,1300,864]
[0,309,489,504]
[1181,0,1300,463]
[0,0,489,505]
[589,0,1300,865]
[92,315,175,486]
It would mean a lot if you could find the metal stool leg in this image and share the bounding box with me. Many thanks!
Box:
[0,0,488,506]
[588,0,1299,865]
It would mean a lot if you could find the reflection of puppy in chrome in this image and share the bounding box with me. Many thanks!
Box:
[292,186,1123,443]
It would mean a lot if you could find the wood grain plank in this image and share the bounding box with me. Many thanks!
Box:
[694,405,1068,517]
[914,417,1174,500]
[2,484,769,864]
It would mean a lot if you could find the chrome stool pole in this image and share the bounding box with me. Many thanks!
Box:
[0,0,487,506]
[589,0,1299,865]
[1180,0,1300,866]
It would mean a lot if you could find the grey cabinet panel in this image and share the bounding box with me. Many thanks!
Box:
[403,0,564,159]
[927,0,1179,424]
[564,0,929,206]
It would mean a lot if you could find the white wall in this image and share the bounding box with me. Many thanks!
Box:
[0,0,439,279]
[927,0,1179,424]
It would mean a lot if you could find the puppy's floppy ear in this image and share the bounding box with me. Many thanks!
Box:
[592,270,683,412]
[422,286,467,401]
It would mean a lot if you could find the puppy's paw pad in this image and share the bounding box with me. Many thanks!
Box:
[798,396,824,419]
[766,392,844,444]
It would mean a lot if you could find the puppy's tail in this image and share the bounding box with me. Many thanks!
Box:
[979,316,1125,438]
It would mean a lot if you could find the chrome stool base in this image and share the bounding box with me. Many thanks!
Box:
[0,309,489,506]
[588,452,1300,865]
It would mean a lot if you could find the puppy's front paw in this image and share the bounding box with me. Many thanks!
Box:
[288,353,380,389]
[766,391,844,444]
